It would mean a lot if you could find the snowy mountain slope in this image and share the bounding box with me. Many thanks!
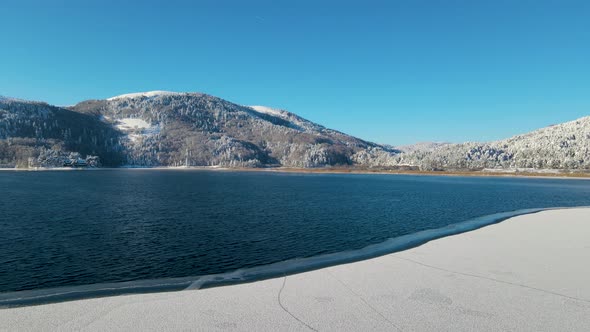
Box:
[249,105,284,117]
[107,91,183,101]
[396,116,590,170]
[71,92,400,167]
[3,91,589,170]
[395,142,451,153]
[0,95,38,103]
[0,98,124,167]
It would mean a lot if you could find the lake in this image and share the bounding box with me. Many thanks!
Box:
[1,170,589,305]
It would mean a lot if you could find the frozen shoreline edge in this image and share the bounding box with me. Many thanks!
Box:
[1,206,585,309]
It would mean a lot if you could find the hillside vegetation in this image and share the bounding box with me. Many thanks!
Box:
[397,117,590,171]
[1,93,589,171]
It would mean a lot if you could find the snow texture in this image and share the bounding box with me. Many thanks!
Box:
[107,91,183,101]
[249,105,285,117]
[397,116,590,170]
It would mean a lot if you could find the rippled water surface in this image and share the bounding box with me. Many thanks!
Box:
[1,170,590,295]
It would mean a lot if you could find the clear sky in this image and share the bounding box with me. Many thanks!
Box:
[1,0,589,145]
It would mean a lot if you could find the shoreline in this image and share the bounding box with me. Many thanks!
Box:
[1,165,590,180]
[1,208,589,331]
[0,206,586,309]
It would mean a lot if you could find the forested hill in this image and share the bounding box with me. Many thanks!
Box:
[1,92,589,171]
[0,97,124,167]
[396,116,590,171]
[69,91,400,167]
[1,92,399,168]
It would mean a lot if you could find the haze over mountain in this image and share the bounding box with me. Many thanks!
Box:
[1,91,589,172]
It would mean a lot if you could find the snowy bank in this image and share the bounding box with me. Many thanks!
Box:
[1,208,589,331]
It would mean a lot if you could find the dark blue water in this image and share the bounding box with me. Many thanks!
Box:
[1,170,589,305]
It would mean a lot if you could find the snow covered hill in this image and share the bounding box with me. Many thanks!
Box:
[2,90,589,171]
[396,116,590,171]
[0,97,123,167]
[71,92,399,167]
[395,142,451,153]
[106,91,183,101]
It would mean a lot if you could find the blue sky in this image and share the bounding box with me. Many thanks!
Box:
[1,0,589,145]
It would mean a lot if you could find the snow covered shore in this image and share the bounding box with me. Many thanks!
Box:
[1,208,589,331]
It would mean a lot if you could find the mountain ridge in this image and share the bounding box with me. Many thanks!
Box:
[1,92,398,168]
[398,115,590,171]
[1,92,589,171]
